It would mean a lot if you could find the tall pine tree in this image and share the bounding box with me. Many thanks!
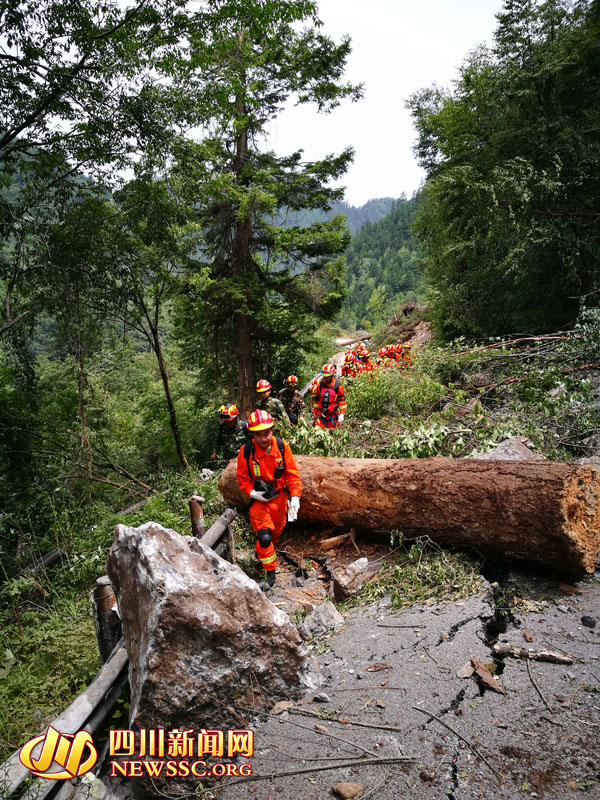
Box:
[171,0,362,410]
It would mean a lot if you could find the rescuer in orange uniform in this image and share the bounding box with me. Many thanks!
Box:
[313,363,346,428]
[341,351,358,379]
[358,348,374,372]
[236,409,302,590]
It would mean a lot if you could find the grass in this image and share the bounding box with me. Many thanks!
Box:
[341,536,486,612]
[0,597,100,755]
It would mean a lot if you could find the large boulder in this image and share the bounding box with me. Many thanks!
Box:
[106,522,319,732]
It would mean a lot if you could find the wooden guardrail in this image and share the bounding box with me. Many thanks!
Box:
[1,506,238,800]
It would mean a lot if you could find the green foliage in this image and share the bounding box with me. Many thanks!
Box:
[0,598,100,760]
[341,195,425,328]
[409,0,600,338]
[342,538,485,611]
[286,419,351,457]
[345,368,446,420]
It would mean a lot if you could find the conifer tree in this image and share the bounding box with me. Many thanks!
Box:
[172,0,362,410]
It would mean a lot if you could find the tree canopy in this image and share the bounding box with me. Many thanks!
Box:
[340,194,424,329]
[408,0,600,338]
[170,0,362,409]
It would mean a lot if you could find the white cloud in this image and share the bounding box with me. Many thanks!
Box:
[266,0,503,205]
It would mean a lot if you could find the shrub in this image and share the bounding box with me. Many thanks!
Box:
[346,368,446,420]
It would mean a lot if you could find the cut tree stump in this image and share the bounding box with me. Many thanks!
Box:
[218,456,600,575]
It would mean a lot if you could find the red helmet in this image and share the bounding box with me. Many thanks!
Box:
[286,375,299,386]
[378,346,388,358]
[220,403,239,420]
[404,341,412,349]
[321,363,336,376]
[248,409,274,431]
[344,352,355,364]
[256,379,271,393]
[361,349,371,358]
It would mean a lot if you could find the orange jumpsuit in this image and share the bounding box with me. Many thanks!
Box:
[236,438,302,572]
[313,379,347,428]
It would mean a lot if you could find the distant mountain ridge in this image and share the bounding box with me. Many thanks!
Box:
[279,197,396,235]
[340,194,425,328]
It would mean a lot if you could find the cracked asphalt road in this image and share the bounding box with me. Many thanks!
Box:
[216,571,600,800]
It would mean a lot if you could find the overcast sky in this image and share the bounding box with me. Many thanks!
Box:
[266,0,505,206]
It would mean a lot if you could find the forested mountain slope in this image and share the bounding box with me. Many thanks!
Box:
[278,197,396,235]
[340,194,424,329]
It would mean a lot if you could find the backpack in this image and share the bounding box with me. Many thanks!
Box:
[243,436,286,484]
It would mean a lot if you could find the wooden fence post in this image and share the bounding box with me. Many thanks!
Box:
[188,495,206,538]
[92,576,121,663]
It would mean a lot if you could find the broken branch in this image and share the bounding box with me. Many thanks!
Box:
[493,644,573,664]
[412,705,502,780]
[526,659,553,713]
[218,756,418,791]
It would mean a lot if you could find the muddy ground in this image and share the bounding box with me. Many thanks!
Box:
[100,531,600,800]
[211,558,600,800]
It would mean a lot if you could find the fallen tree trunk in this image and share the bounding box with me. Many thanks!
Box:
[218,456,600,575]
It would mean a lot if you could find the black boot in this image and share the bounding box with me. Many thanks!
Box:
[260,571,276,591]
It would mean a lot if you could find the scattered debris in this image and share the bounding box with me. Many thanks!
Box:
[492,644,573,664]
[365,661,392,672]
[298,600,345,640]
[471,656,505,694]
[332,781,364,799]
[271,700,294,715]
[321,530,361,555]
[333,557,371,601]
[526,659,553,713]
[413,705,502,780]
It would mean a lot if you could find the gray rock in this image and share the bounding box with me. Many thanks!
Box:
[313,692,331,703]
[582,434,600,456]
[298,600,345,640]
[107,522,320,740]
[582,615,597,628]
[471,437,543,461]
[578,456,600,471]
[333,557,370,601]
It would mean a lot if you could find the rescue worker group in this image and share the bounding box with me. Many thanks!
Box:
[210,341,413,591]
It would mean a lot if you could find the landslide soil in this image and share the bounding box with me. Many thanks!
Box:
[212,531,600,800]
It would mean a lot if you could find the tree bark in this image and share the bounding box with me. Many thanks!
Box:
[232,33,255,415]
[139,294,189,470]
[218,456,600,575]
[153,337,189,470]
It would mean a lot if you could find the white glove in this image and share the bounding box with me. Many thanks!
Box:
[250,489,270,503]
[287,496,300,522]
[338,413,345,424]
